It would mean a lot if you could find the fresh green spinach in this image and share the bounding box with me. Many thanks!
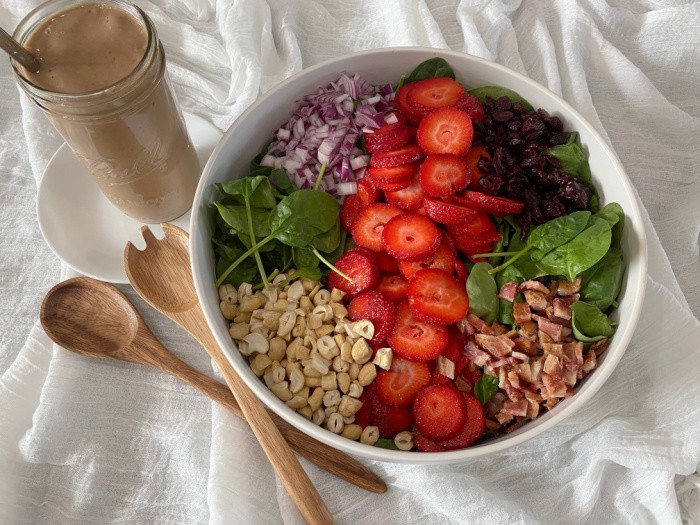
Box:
[579,248,625,311]
[571,301,615,342]
[466,262,499,323]
[467,86,534,112]
[405,57,456,83]
[474,374,499,405]
[542,132,592,185]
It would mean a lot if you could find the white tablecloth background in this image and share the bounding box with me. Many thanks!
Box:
[1,1,699,523]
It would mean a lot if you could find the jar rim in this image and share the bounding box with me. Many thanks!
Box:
[12,0,156,102]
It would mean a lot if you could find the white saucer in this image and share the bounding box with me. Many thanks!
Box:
[36,113,222,284]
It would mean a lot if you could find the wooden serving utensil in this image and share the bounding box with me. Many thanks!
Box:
[123,224,350,524]
[39,275,385,498]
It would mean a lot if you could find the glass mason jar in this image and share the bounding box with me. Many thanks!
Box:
[12,0,201,223]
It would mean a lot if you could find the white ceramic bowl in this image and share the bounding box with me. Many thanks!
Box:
[190,48,647,463]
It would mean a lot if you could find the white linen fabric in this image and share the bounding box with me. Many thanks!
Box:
[1,1,699,523]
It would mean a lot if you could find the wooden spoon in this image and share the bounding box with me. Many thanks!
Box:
[39,276,385,498]
[0,26,40,73]
[123,224,339,524]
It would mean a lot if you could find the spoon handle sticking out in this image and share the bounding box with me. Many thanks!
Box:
[0,27,40,73]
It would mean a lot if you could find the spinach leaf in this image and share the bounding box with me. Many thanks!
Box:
[311,220,341,253]
[579,248,624,310]
[495,265,525,325]
[466,262,499,323]
[274,267,323,288]
[467,86,534,112]
[216,175,276,209]
[474,374,499,405]
[538,217,612,281]
[293,246,320,270]
[269,168,298,196]
[214,203,271,237]
[542,133,592,185]
[570,301,615,342]
[593,202,625,248]
[405,57,455,83]
[216,253,258,287]
[374,438,401,451]
[528,211,591,261]
[269,190,340,247]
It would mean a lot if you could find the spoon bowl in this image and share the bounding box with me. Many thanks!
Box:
[41,277,138,357]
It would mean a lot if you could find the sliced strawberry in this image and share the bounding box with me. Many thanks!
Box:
[370,144,423,169]
[356,176,381,205]
[430,373,454,387]
[327,247,380,299]
[388,301,448,361]
[371,399,414,438]
[454,258,469,283]
[423,197,479,225]
[376,252,399,273]
[454,191,525,216]
[407,77,464,110]
[452,231,500,256]
[376,273,410,301]
[394,83,423,124]
[464,145,491,187]
[376,357,431,408]
[413,429,442,452]
[453,92,485,122]
[398,241,456,280]
[364,120,411,154]
[352,203,402,252]
[413,385,466,441]
[354,382,376,428]
[381,212,441,261]
[371,176,414,192]
[419,154,471,197]
[408,268,470,325]
[434,393,485,450]
[417,107,474,155]
[367,162,418,184]
[458,365,483,390]
[348,289,396,348]
[339,193,365,232]
[441,326,469,377]
[447,211,495,237]
[384,177,424,211]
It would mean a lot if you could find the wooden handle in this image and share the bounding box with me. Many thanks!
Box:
[132,339,385,493]
[170,311,335,525]
[0,27,40,73]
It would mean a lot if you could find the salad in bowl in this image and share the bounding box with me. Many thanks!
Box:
[190,49,646,463]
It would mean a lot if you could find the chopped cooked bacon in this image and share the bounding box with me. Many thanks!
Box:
[514,336,537,356]
[562,367,578,387]
[557,293,580,306]
[527,399,540,419]
[542,342,565,359]
[590,337,611,356]
[523,290,548,310]
[552,297,572,320]
[557,276,582,295]
[456,318,476,337]
[500,398,528,417]
[513,302,532,324]
[491,321,510,336]
[464,340,490,367]
[507,370,521,389]
[491,357,514,368]
[542,373,568,398]
[518,280,551,294]
[467,314,493,334]
[511,351,530,363]
[498,282,518,302]
[582,349,598,373]
[435,355,455,379]
[486,392,507,416]
[495,411,514,425]
[519,320,538,339]
[535,315,564,342]
[513,363,535,384]
[475,334,515,358]
[543,354,563,377]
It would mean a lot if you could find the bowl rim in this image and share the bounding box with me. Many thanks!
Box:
[190,47,648,463]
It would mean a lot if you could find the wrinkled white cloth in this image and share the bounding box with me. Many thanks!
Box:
[1,1,699,524]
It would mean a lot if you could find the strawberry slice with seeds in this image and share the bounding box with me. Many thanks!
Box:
[394,83,423,124]
[423,197,479,225]
[381,212,441,261]
[348,289,396,348]
[354,382,376,428]
[364,120,411,154]
[413,384,466,441]
[376,252,399,273]
[339,193,365,232]
[356,176,381,205]
[407,77,464,110]
[376,273,410,301]
[446,211,494,237]
[464,145,491,187]
[419,154,472,197]
[408,268,470,325]
[454,191,525,216]
[434,393,485,450]
[388,301,448,361]
[370,144,423,169]
[384,177,425,211]
[376,357,431,408]
[352,203,402,252]
[454,258,469,283]
[417,107,474,155]
[367,162,419,184]
[398,241,456,280]
[371,176,414,192]
[413,429,442,452]
[441,326,469,377]
[453,92,485,122]
[327,247,380,299]
[452,230,501,256]
[371,399,414,438]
